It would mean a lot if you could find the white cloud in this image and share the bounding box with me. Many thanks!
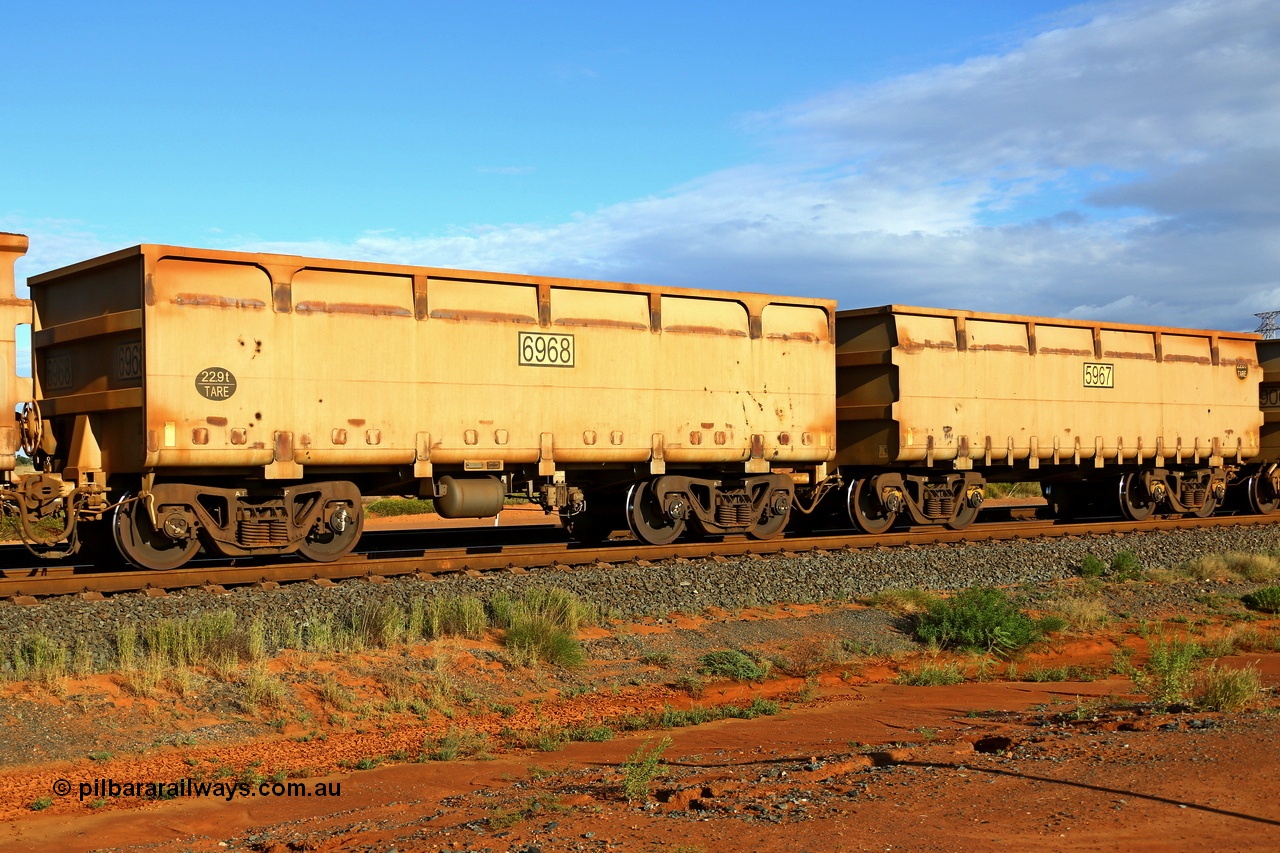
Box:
[13,0,1280,333]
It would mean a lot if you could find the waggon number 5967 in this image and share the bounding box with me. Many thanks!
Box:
[1083,362,1114,388]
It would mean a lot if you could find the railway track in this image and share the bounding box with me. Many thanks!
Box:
[2,507,1276,601]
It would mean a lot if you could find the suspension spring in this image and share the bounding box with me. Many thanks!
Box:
[1180,485,1206,508]
[237,519,289,547]
[923,495,955,519]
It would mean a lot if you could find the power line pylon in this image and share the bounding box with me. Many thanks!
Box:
[1256,311,1280,339]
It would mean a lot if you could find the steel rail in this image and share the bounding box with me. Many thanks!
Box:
[1,509,1276,601]
[0,507,1274,601]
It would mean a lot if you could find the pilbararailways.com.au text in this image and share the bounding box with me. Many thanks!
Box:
[55,777,342,802]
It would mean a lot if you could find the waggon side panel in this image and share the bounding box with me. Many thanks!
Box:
[835,305,1261,469]
[33,246,835,478]
[145,258,282,468]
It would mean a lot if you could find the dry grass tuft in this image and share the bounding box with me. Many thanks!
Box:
[1197,663,1263,712]
[864,588,938,615]
[1051,597,1111,632]
[1181,552,1280,583]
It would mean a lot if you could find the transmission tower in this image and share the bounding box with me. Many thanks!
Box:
[1256,311,1280,339]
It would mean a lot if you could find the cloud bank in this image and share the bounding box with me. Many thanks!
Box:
[19,0,1280,332]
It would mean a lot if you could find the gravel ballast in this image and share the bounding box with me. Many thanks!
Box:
[3,524,1280,669]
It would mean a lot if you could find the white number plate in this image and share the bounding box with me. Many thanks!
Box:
[1083,362,1114,388]
[519,332,575,367]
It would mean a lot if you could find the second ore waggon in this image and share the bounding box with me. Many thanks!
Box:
[820,305,1266,531]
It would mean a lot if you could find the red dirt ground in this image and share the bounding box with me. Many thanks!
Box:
[1,612,1277,853]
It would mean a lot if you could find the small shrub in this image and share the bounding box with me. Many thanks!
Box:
[1079,555,1107,578]
[768,636,851,677]
[1204,625,1276,656]
[567,724,614,742]
[8,634,68,686]
[1109,551,1144,581]
[317,674,356,710]
[504,619,585,667]
[1037,615,1069,635]
[620,736,672,802]
[674,674,706,698]
[1131,639,1202,706]
[914,587,1042,656]
[1242,587,1280,614]
[488,792,566,830]
[698,650,769,681]
[492,588,592,667]
[1197,663,1263,712]
[734,697,780,717]
[241,667,286,712]
[421,728,489,761]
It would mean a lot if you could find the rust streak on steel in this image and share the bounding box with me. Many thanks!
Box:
[2,513,1277,600]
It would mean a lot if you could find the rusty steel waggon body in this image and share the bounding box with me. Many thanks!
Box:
[0,235,836,568]
[0,232,1275,571]
[828,305,1269,533]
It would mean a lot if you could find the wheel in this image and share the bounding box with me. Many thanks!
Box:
[945,499,980,531]
[626,481,684,545]
[845,478,896,534]
[747,497,790,540]
[297,502,363,562]
[112,494,201,570]
[1117,473,1155,521]
[1246,473,1280,515]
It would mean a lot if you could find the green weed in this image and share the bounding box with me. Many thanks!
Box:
[914,587,1044,656]
[698,650,769,681]
[1242,587,1280,614]
[620,736,671,801]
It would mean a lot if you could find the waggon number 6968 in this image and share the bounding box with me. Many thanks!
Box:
[519,332,575,367]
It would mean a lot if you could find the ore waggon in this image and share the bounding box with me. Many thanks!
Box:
[0,233,836,568]
[813,305,1270,531]
[0,232,1275,572]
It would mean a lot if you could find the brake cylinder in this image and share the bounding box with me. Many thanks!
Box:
[435,475,506,519]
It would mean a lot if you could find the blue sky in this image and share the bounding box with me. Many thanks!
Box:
[3,0,1278,332]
